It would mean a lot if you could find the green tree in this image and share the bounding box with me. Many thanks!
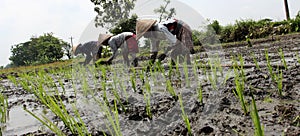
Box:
[91,0,136,29]
[208,20,222,35]
[154,0,176,23]
[109,14,138,35]
[9,33,66,66]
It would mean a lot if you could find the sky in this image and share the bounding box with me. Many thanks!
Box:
[1,0,300,66]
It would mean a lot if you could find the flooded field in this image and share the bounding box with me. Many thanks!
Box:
[0,33,299,135]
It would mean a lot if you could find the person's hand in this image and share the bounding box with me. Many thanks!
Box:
[99,60,112,65]
[190,48,196,54]
[165,46,173,54]
[158,54,167,61]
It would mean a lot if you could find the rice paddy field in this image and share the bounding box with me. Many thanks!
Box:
[0,33,299,136]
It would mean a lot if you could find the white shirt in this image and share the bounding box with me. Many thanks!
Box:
[153,24,177,46]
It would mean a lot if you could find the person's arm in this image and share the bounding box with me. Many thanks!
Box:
[157,24,177,46]
[84,52,93,65]
[107,39,118,63]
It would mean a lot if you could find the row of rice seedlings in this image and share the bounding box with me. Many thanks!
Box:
[251,52,261,70]
[178,93,192,135]
[278,48,287,70]
[250,93,264,136]
[94,97,122,136]
[16,68,90,135]
[232,56,248,115]
[26,79,90,135]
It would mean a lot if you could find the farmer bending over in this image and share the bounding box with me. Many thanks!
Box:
[136,19,195,65]
[98,32,139,67]
[72,41,102,65]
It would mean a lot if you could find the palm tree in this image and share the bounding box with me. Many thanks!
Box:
[284,0,290,20]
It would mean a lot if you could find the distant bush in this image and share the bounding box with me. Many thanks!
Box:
[193,13,300,44]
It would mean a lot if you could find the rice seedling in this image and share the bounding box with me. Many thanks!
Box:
[265,50,275,81]
[199,60,207,76]
[238,54,246,82]
[223,71,231,85]
[144,77,152,119]
[197,82,203,104]
[166,80,177,98]
[183,60,190,88]
[175,57,181,78]
[232,129,246,136]
[232,57,248,115]
[251,52,261,70]
[207,59,217,90]
[112,70,126,112]
[58,78,66,95]
[24,108,64,135]
[130,68,137,92]
[7,75,18,86]
[192,60,198,81]
[94,97,122,136]
[19,73,33,92]
[274,69,283,97]
[168,59,175,80]
[0,92,8,124]
[250,94,264,136]
[178,93,192,135]
[119,78,128,102]
[297,52,300,64]
[292,115,299,127]
[278,48,287,70]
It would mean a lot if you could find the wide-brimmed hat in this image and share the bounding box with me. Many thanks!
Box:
[136,19,157,40]
[98,34,112,46]
[72,44,82,55]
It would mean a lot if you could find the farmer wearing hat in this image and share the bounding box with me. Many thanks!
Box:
[98,32,139,67]
[136,19,195,65]
[72,41,102,65]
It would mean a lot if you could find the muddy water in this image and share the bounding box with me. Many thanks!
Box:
[0,34,299,135]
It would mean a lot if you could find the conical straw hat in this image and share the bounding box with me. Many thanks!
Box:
[72,44,82,55]
[97,34,112,46]
[136,19,157,40]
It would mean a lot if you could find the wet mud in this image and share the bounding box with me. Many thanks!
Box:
[0,34,300,136]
